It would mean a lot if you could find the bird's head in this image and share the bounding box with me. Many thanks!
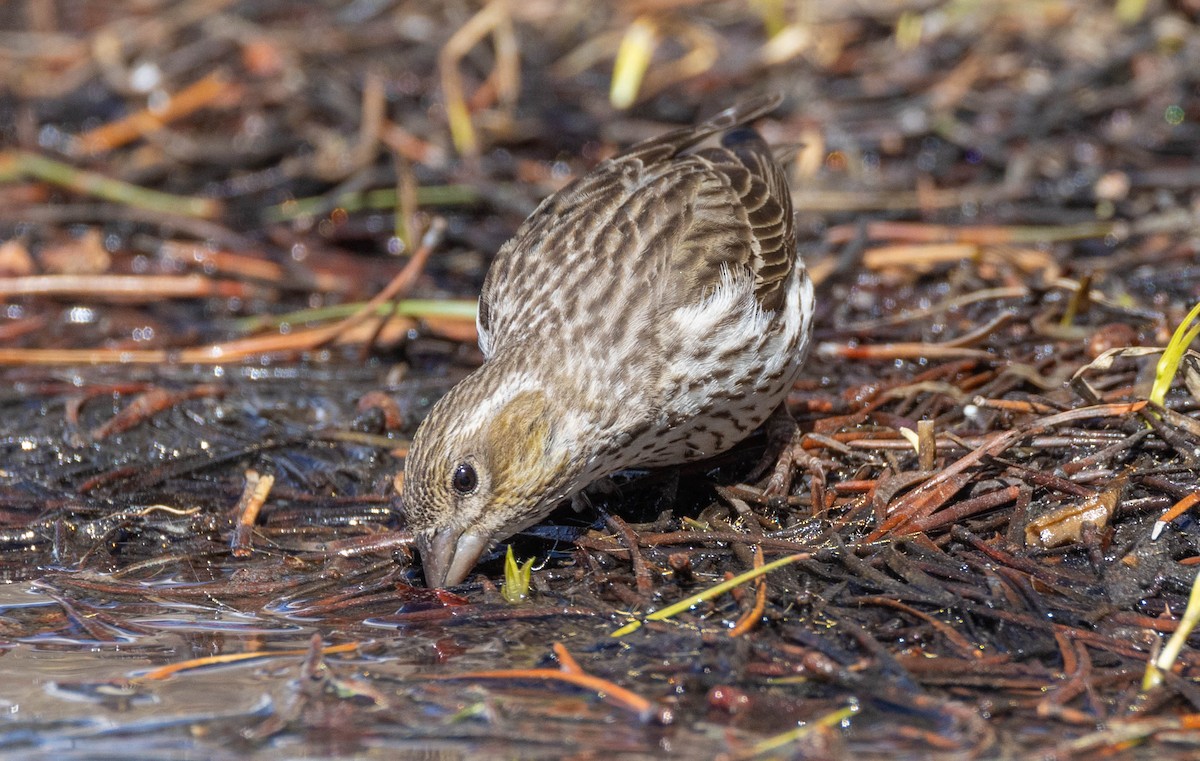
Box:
[398,364,578,587]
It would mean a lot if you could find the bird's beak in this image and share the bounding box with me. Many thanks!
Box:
[417,528,490,587]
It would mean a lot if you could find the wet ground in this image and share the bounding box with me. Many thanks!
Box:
[3,1,1200,758]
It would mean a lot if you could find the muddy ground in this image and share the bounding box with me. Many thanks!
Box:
[2,1,1200,758]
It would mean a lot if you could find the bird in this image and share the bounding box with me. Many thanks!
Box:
[400,95,815,587]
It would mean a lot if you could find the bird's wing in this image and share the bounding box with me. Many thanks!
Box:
[476,96,791,356]
[688,126,796,313]
[620,94,796,314]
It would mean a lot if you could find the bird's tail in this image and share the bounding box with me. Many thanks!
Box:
[621,94,784,164]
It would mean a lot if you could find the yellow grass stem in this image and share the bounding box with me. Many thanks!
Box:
[612,552,808,636]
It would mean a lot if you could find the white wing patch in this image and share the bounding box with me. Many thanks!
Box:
[671,265,772,343]
[476,296,493,359]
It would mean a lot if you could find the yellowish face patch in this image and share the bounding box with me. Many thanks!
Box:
[485,390,555,490]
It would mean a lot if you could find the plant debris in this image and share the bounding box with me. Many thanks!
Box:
[2,1,1200,758]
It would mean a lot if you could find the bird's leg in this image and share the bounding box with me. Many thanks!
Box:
[748,404,826,508]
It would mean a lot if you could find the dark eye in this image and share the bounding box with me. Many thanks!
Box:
[451,462,478,495]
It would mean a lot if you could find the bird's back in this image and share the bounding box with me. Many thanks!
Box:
[475,97,812,470]
[476,96,796,356]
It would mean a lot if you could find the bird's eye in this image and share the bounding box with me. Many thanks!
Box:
[451,462,478,495]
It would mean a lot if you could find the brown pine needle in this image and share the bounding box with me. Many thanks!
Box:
[727,545,767,637]
[424,644,664,723]
[869,400,1148,542]
[135,642,360,682]
[71,72,237,156]
[0,217,448,366]
[551,641,584,674]
[91,384,224,440]
[313,216,446,348]
[230,470,275,558]
[1153,492,1200,540]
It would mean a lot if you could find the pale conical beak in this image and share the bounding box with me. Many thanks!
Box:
[418,528,490,587]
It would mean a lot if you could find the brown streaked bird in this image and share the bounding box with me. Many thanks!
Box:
[400,95,815,587]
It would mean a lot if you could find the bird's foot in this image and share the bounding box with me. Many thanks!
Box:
[748,405,826,508]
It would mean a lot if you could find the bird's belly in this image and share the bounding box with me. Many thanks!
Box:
[626,351,802,468]
[622,268,812,469]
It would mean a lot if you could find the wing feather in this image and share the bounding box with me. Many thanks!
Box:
[478,95,794,356]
